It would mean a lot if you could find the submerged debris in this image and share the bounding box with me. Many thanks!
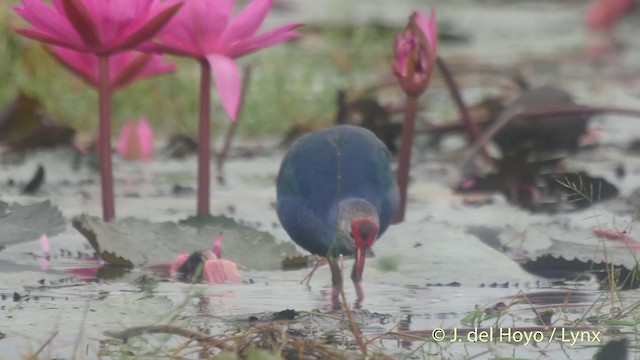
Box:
[22,164,45,194]
[103,318,392,360]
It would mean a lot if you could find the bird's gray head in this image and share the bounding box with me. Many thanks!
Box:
[336,199,379,282]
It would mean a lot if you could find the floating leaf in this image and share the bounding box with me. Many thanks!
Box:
[72,215,300,270]
[22,165,45,194]
[0,200,65,246]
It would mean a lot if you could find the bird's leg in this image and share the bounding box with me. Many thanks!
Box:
[351,266,365,307]
[327,256,343,308]
[300,256,324,286]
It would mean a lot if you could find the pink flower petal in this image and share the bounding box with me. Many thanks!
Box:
[112,0,183,53]
[49,46,99,86]
[14,0,83,48]
[111,53,175,88]
[148,0,300,60]
[207,54,241,120]
[587,0,634,30]
[170,253,189,275]
[227,23,302,57]
[14,28,81,52]
[39,257,49,271]
[39,234,50,253]
[117,121,135,158]
[211,232,223,259]
[415,10,437,54]
[131,54,176,84]
[219,0,272,49]
[137,118,154,160]
[49,47,174,89]
[15,0,183,55]
[202,259,243,284]
[65,267,99,279]
[60,0,102,51]
[153,0,233,56]
[117,118,154,160]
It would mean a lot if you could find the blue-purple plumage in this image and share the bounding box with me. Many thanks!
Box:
[276,125,399,258]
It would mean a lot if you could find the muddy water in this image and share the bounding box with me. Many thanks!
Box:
[0,260,611,359]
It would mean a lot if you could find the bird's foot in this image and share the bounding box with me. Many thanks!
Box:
[354,281,364,308]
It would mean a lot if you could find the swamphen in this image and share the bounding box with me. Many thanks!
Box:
[276,125,399,306]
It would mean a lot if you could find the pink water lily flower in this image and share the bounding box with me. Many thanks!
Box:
[170,233,242,284]
[393,10,437,96]
[117,118,154,160]
[14,0,183,222]
[50,47,175,89]
[142,0,302,217]
[146,0,303,120]
[14,0,183,55]
[392,10,437,223]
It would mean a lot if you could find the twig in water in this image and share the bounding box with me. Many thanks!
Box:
[32,330,59,358]
[436,57,486,158]
[338,255,368,357]
[72,300,91,360]
[104,324,227,350]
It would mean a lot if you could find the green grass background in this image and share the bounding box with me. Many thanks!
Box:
[1,2,398,137]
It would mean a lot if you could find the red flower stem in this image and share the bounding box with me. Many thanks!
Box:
[394,94,419,223]
[436,56,489,160]
[216,66,253,185]
[197,60,212,215]
[98,55,115,222]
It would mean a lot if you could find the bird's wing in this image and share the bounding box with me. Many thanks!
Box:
[276,196,333,257]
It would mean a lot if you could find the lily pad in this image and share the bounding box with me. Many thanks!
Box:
[72,214,301,270]
[0,200,65,246]
[467,208,640,277]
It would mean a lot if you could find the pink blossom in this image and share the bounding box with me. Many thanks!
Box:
[117,118,154,160]
[586,0,634,31]
[202,259,243,284]
[49,47,175,89]
[393,10,437,96]
[169,233,242,284]
[14,0,183,222]
[170,253,243,284]
[14,0,183,55]
[144,0,303,120]
[593,228,640,250]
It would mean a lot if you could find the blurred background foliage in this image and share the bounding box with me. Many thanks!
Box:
[0,1,399,137]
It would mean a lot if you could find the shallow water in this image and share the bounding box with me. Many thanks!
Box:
[3,0,640,359]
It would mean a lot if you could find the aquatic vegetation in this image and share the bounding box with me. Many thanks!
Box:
[393,10,437,222]
[117,117,154,161]
[13,0,182,221]
[143,0,303,215]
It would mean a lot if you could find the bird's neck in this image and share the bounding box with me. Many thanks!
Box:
[331,198,378,231]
